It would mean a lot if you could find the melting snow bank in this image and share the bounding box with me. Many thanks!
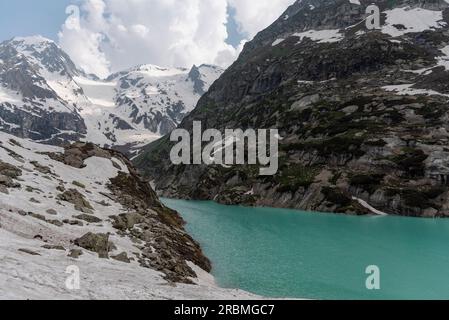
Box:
[0,228,259,300]
[293,29,343,43]
[382,84,449,98]
[352,197,388,216]
[0,131,259,300]
[382,7,446,37]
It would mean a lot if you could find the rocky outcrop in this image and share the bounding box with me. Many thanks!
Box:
[0,159,21,193]
[136,0,449,217]
[0,106,86,145]
[74,232,112,259]
[0,131,213,285]
[46,140,212,282]
[57,189,93,213]
[107,158,211,283]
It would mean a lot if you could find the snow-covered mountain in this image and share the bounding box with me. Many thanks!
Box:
[0,130,257,299]
[108,64,223,135]
[79,63,223,152]
[0,36,88,145]
[0,36,223,155]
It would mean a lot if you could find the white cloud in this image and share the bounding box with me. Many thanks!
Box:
[228,0,295,38]
[58,0,294,78]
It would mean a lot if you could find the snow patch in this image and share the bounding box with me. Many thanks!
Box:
[382,8,446,37]
[134,64,188,78]
[0,87,22,104]
[352,197,388,216]
[272,38,285,46]
[294,29,344,44]
[437,45,449,70]
[74,76,117,108]
[383,84,449,97]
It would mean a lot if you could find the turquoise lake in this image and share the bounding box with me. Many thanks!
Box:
[162,198,449,300]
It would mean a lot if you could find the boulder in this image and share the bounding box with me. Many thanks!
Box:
[74,232,113,259]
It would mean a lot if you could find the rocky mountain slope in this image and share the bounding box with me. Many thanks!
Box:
[0,36,222,155]
[0,36,88,145]
[0,131,257,299]
[136,0,449,217]
[105,64,223,145]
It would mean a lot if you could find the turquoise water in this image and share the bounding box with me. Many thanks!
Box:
[162,198,449,300]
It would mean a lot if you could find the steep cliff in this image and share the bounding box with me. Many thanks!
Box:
[136,0,449,217]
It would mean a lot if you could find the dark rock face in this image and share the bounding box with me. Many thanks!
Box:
[0,106,86,145]
[136,0,449,217]
[188,65,207,95]
[107,160,212,283]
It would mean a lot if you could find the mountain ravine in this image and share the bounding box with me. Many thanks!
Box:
[135,0,449,218]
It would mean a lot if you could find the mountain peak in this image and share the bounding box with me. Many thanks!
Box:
[134,64,189,77]
[11,35,55,46]
[9,36,58,54]
[3,34,83,80]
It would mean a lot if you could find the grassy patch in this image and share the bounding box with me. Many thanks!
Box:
[276,165,319,193]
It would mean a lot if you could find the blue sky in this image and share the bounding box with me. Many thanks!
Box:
[0,0,73,42]
[0,0,244,45]
[0,0,291,75]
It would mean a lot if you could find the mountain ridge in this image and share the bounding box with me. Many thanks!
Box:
[0,35,223,155]
[135,0,449,217]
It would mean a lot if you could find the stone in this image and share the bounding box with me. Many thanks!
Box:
[57,189,94,213]
[46,209,58,215]
[0,174,19,188]
[0,160,22,178]
[74,232,112,259]
[42,245,66,251]
[111,252,131,263]
[29,198,41,204]
[48,220,63,227]
[68,249,83,259]
[18,248,40,256]
[30,161,52,174]
[73,214,102,223]
[72,181,86,189]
